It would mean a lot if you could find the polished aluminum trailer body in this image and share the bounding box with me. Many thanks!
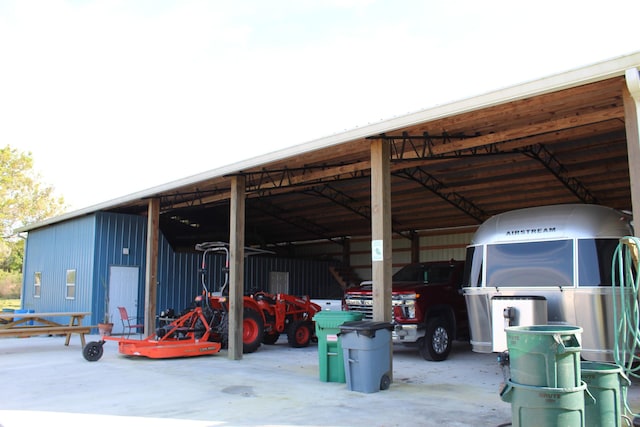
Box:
[462,204,633,362]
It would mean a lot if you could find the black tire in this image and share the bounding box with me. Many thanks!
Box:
[242,308,264,354]
[287,320,312,348]
[380,373,391,390]
[262,332,280,345]
[419,318,452,361]
[83,341,104,362]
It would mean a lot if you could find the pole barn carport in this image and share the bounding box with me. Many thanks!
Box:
[18,52,640,361]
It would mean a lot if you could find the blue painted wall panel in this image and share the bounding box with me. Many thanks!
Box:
[23,212,343,328]
[21,215,96,319]
[93,212,148,326]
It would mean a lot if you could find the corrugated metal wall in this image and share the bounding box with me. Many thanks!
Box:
[158,253,343,313]
[25,211,470,324]
[295,227,476,282]
[93,212,148,326]
[22,215,96,318]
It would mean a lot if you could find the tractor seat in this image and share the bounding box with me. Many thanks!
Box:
[254,293,276,305]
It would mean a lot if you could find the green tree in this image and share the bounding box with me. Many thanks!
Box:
[1,145,67,272]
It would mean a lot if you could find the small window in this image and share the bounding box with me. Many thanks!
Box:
[578,238,622,286]
[66,269,76,300]
[34,272,41,298]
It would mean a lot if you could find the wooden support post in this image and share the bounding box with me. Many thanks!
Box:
[144,198,160,337]
[371,138,393,381]
[624,68,640,237]
[370,139,392,323]
[229,175,246,360]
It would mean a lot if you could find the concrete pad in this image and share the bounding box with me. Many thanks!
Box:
[0,334,638,426]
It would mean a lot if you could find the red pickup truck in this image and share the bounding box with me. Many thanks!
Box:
[344,260,468,361]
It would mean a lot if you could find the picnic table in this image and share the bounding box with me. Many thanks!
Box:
[0,311,91,346]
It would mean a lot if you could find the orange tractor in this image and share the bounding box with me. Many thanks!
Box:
[83,242,321,361]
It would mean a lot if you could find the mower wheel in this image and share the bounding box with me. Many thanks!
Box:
[82,341,104,362]
[262,332,280,345]
[287,320,312,348]
[242,308,264,354]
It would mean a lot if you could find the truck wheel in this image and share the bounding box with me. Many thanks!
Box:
[82,341,104,362]
[242,308,264,354]
[419,318,452,361]
[287,320,312,348]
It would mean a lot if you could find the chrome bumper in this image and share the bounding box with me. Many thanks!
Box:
[392,323,422,343]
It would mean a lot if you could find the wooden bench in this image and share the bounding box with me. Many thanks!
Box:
[0,325,92,346]
[0,312,91,346]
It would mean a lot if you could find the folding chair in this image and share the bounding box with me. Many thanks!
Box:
[117,306,144,338]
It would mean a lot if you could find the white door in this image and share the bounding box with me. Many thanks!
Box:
[109,266,140,335]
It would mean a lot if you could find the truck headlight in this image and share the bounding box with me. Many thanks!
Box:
[392,293,417,319]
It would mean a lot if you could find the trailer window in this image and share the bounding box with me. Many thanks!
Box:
[486,240,573,287]
[578,239,619,286]
[463,246,483,287]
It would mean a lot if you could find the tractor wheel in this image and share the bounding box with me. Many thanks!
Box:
[82,341,104,362]
[287,320,312,348]
[262,332,280,345]
[242,308,264,354]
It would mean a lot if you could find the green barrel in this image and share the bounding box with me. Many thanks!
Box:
[581,361,630,427]
[500,380,594,427]
[314,310,364,382]
[506,325,582,388]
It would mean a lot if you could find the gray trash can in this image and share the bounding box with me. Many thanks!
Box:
[339,321,393,393]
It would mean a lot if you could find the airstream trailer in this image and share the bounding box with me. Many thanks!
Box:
[462,204,634,362]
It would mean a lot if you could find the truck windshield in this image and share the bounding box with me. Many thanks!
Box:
[393,263,453,283]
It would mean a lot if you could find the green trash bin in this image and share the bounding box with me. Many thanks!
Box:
[500,380,594,427]
[506,325,582,388]
[314,310,364,382]
[581,361,630,427]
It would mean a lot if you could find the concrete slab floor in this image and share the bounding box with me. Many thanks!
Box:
[1,334,639,427]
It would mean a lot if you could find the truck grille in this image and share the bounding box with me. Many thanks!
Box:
[344,295,373,320]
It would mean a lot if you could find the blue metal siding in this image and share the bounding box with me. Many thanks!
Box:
[157,253,342,312]
[93,212,148,326]
[21,215,96,318]
[245,256,342,298]
[22,211,344,326]
[156,243,203,314]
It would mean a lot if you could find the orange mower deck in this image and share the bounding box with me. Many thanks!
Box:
[107,335,221,359]
[83,305,223,361]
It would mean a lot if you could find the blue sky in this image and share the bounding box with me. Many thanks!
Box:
[1,0,639,210]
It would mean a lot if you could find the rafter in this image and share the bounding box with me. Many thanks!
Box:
[393,167,487,223]
[304,183,413,239]
[375,107,625,159]
[520,144,598,204]
[250,197,343,244]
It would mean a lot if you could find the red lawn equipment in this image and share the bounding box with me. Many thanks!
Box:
[83,242,320,361]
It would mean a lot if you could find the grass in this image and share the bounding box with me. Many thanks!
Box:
[0,298,21,310]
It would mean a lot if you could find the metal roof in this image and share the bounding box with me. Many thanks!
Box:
[19,51,640,251]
